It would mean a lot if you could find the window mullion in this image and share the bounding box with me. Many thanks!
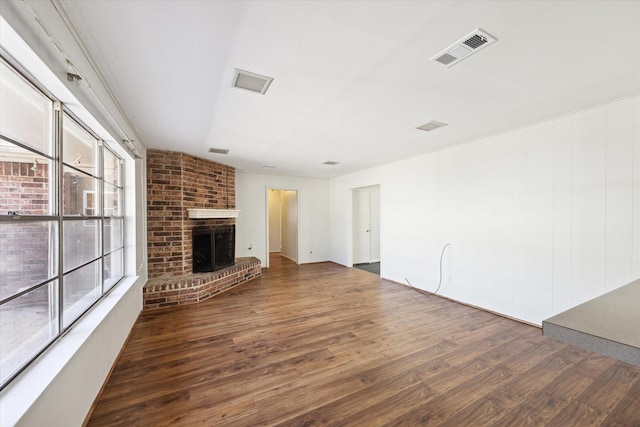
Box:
[49,105,59,339]
[55,102,64,334]
[99,141,105,294]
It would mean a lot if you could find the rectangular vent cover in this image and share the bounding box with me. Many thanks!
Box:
[463,34,488,49]
[435,53,457,66]
[209,148,229,154]
[429,29,496,68]
[417,121,448,132]
[233,69,274,94]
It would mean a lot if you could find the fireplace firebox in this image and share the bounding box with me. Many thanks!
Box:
[192,225,235,273]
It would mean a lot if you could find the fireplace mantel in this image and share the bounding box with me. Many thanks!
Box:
[187,208,241,219]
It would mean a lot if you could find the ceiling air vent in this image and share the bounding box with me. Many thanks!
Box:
[429,29,496,68]
[323,161,339,165]
[463,34,488,49]
[435,53,457,66]
[417,121,448,132]
[209,148,229,154]
[233,69,274,94]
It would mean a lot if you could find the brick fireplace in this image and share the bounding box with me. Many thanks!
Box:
[143,150,261,309]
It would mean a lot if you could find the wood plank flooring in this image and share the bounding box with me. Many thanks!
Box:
[87,255,640,426]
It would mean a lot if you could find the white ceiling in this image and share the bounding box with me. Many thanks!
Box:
[58,0,640,178]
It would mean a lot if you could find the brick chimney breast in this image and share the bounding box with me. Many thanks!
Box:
[146,150,236,278]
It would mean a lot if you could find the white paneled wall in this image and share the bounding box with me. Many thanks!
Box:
[330,96,640,325]
[571,109,607,306]
[552,118,573,313]
[605,103,635,291]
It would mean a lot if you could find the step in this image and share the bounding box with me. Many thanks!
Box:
[542,278,640,366]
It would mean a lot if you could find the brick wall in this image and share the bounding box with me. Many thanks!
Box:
[147,150,235,278]
[0,161,49,215]
[0,161,51,297]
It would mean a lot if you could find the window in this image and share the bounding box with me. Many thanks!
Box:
[0,57,125,389]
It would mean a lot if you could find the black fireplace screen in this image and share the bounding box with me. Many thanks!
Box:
[192,225,235,273]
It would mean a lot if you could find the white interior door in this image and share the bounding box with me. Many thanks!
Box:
[369,187,380,262]
[353,190,371,264]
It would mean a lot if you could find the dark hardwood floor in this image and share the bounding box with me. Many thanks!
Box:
[87,254,640,426]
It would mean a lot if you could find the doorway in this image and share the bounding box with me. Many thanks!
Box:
[352,185,380,274]
[266,188,299,267]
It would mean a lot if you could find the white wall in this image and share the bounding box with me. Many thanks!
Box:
[236,172,330,267]
[330,96,640,326]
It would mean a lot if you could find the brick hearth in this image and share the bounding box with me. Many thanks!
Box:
[143,257,261,309]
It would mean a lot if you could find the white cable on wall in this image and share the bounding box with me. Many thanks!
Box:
[405,243,451,296]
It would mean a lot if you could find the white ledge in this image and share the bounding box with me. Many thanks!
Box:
[187,209,240,219]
